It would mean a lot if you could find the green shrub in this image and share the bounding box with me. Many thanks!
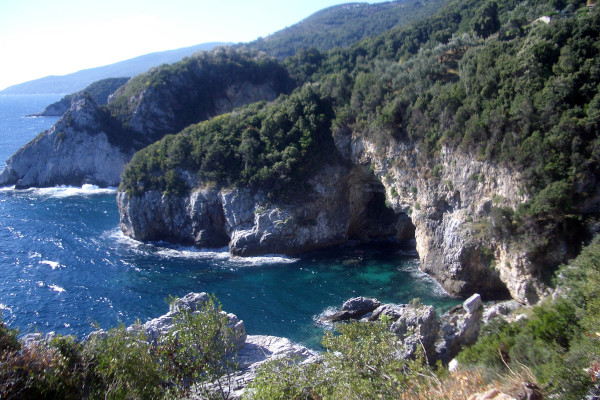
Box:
[458,238,600,399]
[157,295,238,398]
[246,318,431,400]
[84,324,164,400]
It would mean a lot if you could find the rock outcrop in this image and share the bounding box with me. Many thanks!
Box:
[0,94,132,188]
[134,292,247,350]
[118,163,412,256]
[335,127,547,304]
[321,294,486,364]
[325,296,381,322]
[0,51,292,189]
[135,292,316,399]
[227,335,317,399]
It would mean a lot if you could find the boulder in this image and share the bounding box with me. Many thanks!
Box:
[483,300,521,323]
[132,292,246,352]
[463,293,483,313]
[436,295,484,363]
[324,296,381,322]
[387,304,439,363]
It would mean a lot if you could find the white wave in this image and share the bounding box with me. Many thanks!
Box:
[399,260,453,298]
[229,254,298,266]
[48,284,65,293]
[0,184,117,198]
[313,306,339,329]
[0,303,12,312]
[40,260,65,270]
[155,246,231,261]
[107,228,298,265]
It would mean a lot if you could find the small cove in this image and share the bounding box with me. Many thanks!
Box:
[0,95,459,348]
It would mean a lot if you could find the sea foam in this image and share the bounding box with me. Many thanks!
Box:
[0,184,117,198]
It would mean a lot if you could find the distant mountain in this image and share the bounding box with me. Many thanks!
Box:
[0,42,229,95]
[243,0,446,58]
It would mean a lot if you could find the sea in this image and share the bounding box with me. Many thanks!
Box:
[0,94,458,348]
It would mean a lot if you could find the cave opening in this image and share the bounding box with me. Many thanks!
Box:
[346,167,415,247]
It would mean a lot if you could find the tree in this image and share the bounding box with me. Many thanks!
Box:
[472,1,500,38]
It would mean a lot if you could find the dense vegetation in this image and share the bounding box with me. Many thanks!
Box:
[120,85,336,197]
[457,237,600,399]
[243,0,448,58]
[0,296,238,400]
[121,0,600,273]
[108,49,295,143]
[293,0,600,269]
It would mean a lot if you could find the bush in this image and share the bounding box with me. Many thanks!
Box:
[156,295,238,398]
[246,318,431,400]
[0,295,240,400]
[457,238,600,399]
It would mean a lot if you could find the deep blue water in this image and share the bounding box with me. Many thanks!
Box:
[0,95,458,348]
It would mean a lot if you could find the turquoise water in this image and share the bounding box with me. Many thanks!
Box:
[0,95,458,348]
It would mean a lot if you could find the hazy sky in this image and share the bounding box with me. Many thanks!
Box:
[0,0,389,91]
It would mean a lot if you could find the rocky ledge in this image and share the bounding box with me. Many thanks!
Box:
[118,163,414,256]
[320,294,522,365]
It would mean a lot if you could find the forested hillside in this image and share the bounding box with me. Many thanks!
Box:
[123,0,600,271]
[243,0,448,58]
[2,0,600,397]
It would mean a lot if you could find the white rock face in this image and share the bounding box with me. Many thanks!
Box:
[337,127,545,304]
[0,94,132,188]
[225,335,318,399]
[118,163,411,257]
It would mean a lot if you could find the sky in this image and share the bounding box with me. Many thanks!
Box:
[0,0,389,91]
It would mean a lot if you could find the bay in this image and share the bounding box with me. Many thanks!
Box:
[0,94,458,348]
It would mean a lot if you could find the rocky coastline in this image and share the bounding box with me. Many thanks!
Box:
[18,291,524,398]
[117,127,545,305]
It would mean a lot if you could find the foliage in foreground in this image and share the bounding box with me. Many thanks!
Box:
[246,318,435,400]
[0,295,236,400]
[458,237,600,399]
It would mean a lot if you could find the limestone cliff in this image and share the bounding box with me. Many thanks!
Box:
[118,163,412,257]
[334,127,545,304]
[118,122,549,305]
[0,94,131,188]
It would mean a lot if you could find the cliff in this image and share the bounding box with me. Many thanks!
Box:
[0,94,132,188]
[118,162,413,257]
[0,50,294,188]
[336,130,543,303]
[117,123,543,303]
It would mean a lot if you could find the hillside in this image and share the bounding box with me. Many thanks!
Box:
[243,0,448,58]
[30,78,130,117]
[0,42,227,95]
[1,0,600,398]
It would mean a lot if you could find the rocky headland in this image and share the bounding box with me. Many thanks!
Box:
[117,124,545,304]
[0,50,293,189]
[29,78,130,117]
